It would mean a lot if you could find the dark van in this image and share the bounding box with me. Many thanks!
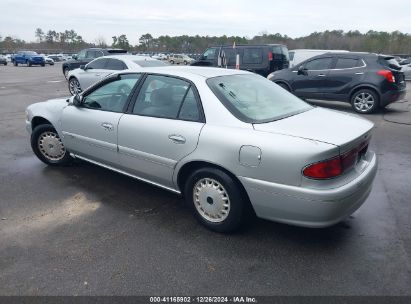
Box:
[191,44,289,77]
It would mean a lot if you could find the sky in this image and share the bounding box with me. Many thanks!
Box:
[1,0,410,45]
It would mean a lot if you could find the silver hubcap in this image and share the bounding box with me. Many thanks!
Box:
[38,131,66,161]
[193,178,230,223]
[69,79,81,95]
[354,92,374,112]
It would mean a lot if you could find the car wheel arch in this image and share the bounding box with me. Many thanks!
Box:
[274,81,292,92]
[31,116,53,130]
[176,160,251,203]
[349,85,381,102]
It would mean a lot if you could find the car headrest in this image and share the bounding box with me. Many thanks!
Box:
[150,88,173,106]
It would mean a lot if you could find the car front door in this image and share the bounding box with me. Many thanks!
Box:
[77,58,109,90]
[61,74,142,165]
[117,74,205,189]
[291,57,333,99]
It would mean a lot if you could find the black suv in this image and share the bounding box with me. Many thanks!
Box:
[269,52,406,113]
[191,44,289,77]
[62,48,127,79]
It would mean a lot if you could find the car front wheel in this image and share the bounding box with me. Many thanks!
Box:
[68,77,82,95]
[184,167,249,232]
[31,124,72,166]
[351,89,379,114]
[63,68,69,79]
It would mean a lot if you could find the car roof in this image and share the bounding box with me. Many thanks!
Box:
[124,66,251,79]
[104,55,158,61]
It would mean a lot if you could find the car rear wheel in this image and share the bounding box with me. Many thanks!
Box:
[68,77,82,95]
[170,60,174,64]
[351,89,379,114]
[31,124,72,166]
[184,167,249,232]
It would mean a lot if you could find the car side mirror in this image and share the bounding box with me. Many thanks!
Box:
[73,94,83,106]
[297,65,308,75]
[72,54,78,60]
[80,65,86,70]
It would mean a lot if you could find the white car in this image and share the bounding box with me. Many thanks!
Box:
[67,55,167,95]
[288,49,349,68]
[152,53,168,60]
[401,63,411,81]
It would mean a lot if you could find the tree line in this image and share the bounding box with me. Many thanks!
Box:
[0,29,410,55]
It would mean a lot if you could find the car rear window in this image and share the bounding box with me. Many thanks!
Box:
[380,56,402,71]
[207,74,312,123]
[133,60,167,67]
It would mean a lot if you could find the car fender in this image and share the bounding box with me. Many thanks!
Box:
[27,99,69,139]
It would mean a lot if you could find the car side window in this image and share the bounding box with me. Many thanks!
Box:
[133,75,201,121]
[106,59,127,70]
[77,50,87,60]
[304,57,333,70]
[82,74,141,112]
[335,58,359,69]
[243,48,263,64]
[203,48,216,60]
[87,58,108,69]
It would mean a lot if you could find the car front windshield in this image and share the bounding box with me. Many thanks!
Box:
[133,60,167,67]
[207,74,312,123]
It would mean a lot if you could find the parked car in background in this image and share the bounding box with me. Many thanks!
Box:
[62,48,128,79]
[268,52,406,114]
[11,51,45,67]
[0,55,7,65]
[42,55,55,65]
[152,53,168,60]
[168,54,195,65]
[401,63,411,81]
[192,44,289,77]
[67,55,166,95]
[399,57,411,65]
[289,49,349,68]
[25,67,377,232]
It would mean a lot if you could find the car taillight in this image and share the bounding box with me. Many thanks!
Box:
[303,157,342,179]
[268,52,273,61]
[377,70,395,83]
[303,141,369,179]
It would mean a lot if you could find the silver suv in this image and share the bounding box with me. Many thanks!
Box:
[168,54,194,65]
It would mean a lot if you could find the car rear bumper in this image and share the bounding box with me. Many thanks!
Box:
[380,88,407,106]
[238,151,377,228]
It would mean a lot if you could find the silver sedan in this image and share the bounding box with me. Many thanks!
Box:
[67,55,167,95]
[25,67,377,232]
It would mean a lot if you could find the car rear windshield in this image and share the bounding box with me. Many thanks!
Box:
[380,56,402,71]
[133,60,167,67]
[207,74,312,123]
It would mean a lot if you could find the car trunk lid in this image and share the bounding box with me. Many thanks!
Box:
[253,107,374,153]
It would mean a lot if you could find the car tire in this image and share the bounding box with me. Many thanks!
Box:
[41,63,45,67]
[276,82,290,91]
[184,167,250,233]
[27,61,32,67]
[63,67,69,79]
[31,124,72,166]
[170,60,174,64]
[68,77,82,95]
[13,61,17,66]
[351,89,379,114]
[184,61,188,65]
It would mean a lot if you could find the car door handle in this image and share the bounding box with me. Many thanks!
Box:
[168,134,186,144]
[101,122,113,131]
[355,72,364,75]
[317,74,326,77]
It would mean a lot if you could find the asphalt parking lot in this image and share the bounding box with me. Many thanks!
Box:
[0,63,411,296]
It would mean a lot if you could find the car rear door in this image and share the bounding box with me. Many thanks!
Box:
[291,56,333,99]
[61,74,142,165]
[117,74,205,189]
[324,57,365,100]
